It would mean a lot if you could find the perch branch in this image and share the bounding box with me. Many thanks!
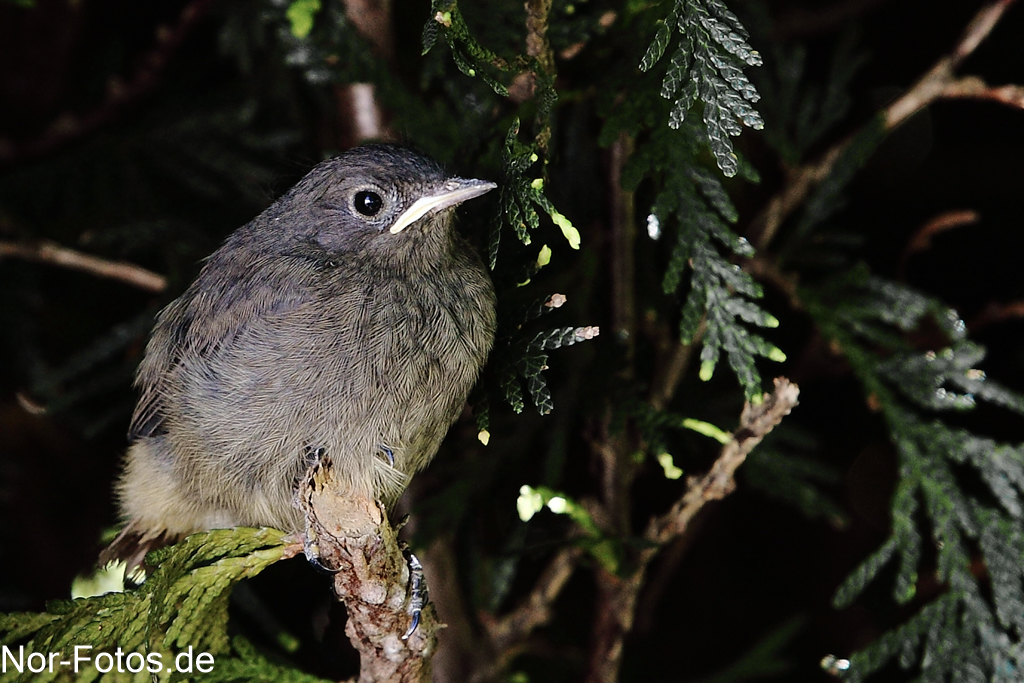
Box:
[749,0,1020,250]
[298,454,436,683]
[0,239,167,292]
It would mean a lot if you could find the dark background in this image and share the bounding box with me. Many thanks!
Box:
[1,0,1023,680]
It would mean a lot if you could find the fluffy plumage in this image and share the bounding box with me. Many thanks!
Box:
[102,145,496,570]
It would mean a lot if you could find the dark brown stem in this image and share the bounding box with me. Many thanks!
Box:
[524,0,555,153]
[772,0,891,39]
[647,316,706,412]
[582,131,644,683]
[743,255,801,310]
[583,379,801,683]
[524,0,554,75]
[896,210,980,280]
[337,0,395,145]
[969,300,1024,331]
[474,546,583,682]
[633,513,707,635]
[485,547,583,655]
[422,535,487,683]
[584,569,643,683]
[609,133,637,364]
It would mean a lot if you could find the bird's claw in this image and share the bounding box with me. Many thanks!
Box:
[401,552,427,640]
[302,527,340,573]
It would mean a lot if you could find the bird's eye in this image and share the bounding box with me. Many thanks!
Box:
[354,191,384,216]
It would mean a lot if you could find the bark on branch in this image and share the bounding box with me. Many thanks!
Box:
[644,377,801,548]
[298,455,437,683]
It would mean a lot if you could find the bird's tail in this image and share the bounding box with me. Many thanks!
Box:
[98,521,180,577]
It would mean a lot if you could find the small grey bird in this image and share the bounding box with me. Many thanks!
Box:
[102,144,497,570]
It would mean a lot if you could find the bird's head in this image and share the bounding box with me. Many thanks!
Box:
[266,144,495,258]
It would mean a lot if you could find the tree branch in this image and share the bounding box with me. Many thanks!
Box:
[336,0,395,145]
[646,316,705,412]
[609,133,637,363]
[483,546,583,658]
[524,0,556,153]
[0,239,167,292]
[969,299,1024,330]
[298,454,436,683]
[772,0,891,39]
[584,378,800,683]
[940,76,1024,109]
[749,0,1019,251]
[644,378,800,547]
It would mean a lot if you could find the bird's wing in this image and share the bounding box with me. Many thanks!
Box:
[128,250,323,441]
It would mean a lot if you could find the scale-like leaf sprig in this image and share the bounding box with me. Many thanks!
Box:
[422,1,512,97]
[0,528,292,682]
[491,119,581,268]
[481,293,593,422]
[501,325,600,415]
[643,129,782,399]
[807,274,1024,682]
[641,0,763,176]
[877,341,1024,414]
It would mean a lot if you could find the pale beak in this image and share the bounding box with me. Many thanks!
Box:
[389,178,497,235]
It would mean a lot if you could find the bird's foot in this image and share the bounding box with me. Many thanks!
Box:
[301,526,340,574]
[401,552,427,640]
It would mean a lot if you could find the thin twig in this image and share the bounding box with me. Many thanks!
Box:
[743,255,801,310]
[884,0,1017,127]
[772,0,891,39]
[896,209,980,279]
[474,546,584,682]
[646,316,705,412]
[969,300,1024,331]
[749,0,1020,251]
[941,76,1024,109]
[644,378,801,547]
[0,239,167,293]
[584,378,800,683]
[485,547,583,655]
